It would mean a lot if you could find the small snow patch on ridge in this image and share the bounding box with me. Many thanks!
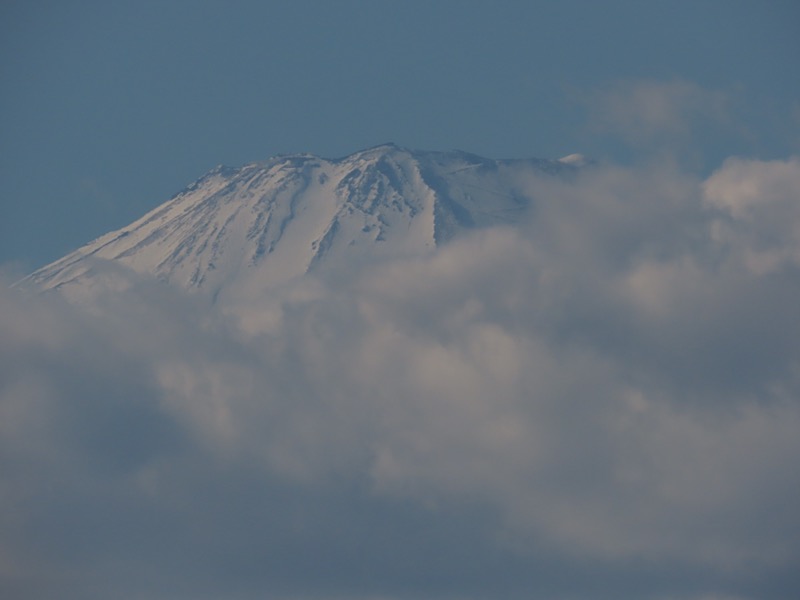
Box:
[558,153,588,166]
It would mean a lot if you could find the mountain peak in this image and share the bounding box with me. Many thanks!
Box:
[332,142,407,164]
[363,141,401,152]
[23,146,580,303]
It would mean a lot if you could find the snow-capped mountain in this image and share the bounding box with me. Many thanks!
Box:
[23,144,580,302]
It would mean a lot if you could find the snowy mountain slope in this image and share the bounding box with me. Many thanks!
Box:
[23,144,579,302]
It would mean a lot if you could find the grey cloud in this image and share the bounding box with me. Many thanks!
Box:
[2,157,800,599]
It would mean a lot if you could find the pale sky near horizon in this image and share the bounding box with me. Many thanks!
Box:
[1,0,799,270]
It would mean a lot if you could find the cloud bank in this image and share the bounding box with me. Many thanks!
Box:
[2,156,800,599]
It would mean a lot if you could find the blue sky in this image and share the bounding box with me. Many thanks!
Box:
[1,0,799,270]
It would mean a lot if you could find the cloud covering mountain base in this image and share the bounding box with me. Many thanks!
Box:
[3,156,800,599]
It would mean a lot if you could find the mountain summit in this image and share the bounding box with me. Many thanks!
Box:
[24,145,577,302]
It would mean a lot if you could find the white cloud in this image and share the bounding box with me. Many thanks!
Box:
[704,155,800,273]
[2,156,800,599]
[585,79,731,148]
